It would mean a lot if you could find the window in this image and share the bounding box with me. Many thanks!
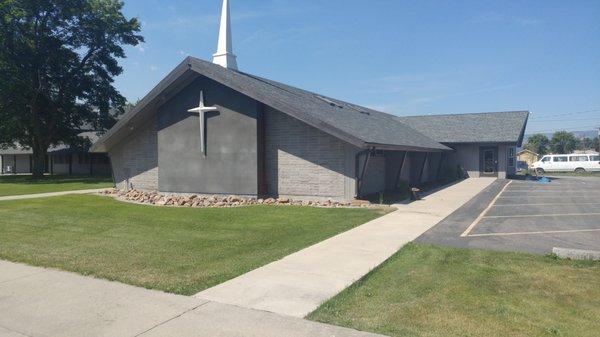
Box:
[542,156,551,162]
[591,156,600,161]
[508,147,515,167]
[553,156,568,162]
[569,156,588,162]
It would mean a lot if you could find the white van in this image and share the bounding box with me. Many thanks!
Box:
[531,153,600,173]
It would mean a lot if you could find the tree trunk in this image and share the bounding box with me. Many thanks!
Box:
[32,146,47,179]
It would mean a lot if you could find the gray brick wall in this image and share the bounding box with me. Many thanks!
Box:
[109,117,158,191]
[264,107,356,200]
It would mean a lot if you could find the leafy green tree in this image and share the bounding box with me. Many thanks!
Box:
[525,134,550,155]
[0,0,143,177]
[550,131,579,154]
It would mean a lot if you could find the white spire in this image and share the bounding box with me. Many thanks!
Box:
[212,0,238,70]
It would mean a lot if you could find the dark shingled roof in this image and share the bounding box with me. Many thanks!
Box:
[92,57,450,152]
[92,57,529,153]
[397,111,529,145]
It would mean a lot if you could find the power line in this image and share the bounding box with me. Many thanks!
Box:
[530,108,600,119]
[528,123,600,133]
[528,117,600,123]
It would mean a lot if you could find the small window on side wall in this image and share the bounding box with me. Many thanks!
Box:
[508,147,515,167]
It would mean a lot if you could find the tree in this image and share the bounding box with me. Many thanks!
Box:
[550,131,579,154]
[0,0,143,177]
[525,134,550,155]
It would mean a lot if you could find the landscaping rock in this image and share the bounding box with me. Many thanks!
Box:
[99,189,383,210]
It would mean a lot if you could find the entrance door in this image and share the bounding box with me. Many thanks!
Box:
[480,147,498,177]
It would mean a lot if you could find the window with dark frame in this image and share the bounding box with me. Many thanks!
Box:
[508,147,515,167]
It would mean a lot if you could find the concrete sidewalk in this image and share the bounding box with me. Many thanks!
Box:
[0,260,383,337]
[196,178,497,317]
[0,188,109,201]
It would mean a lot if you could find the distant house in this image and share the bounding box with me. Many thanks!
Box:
[90,0,529,201]
[0,132,111,176]
[517,149,539,167]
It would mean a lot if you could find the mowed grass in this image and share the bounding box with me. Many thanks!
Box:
[0,195,387,295]
[0,175,113,196]
[309,243,600,337]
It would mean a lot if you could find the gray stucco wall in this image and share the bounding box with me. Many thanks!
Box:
[110,117,158,190]
[447,144,481,178]
[264,106,356,200]
[157,77,259,195]
[359,154,386,196]
[384,151,409,190]
[407,152,427,185]
[446,143,517,179]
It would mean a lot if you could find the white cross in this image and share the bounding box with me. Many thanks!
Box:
[188,91,218,156]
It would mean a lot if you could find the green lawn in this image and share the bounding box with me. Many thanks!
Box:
[309,243,600,337]
[0,195,387,295]
[0,175,114,196]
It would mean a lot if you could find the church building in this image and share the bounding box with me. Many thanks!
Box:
[92,0,528,201]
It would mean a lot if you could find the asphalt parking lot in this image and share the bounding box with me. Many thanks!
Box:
[416,176,600,254]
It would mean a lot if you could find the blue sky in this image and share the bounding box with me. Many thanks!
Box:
[115,0,600,135]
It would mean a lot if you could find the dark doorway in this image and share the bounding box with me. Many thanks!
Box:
[479,146,498,177]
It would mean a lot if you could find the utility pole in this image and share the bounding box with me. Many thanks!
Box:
[597,127,600,153]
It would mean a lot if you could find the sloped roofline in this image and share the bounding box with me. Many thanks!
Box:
[402,110,530,118]
[92,57,451,153]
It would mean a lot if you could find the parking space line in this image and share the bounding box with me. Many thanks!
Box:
[492,202,600,207]
[502,192,600,195]
[497,196,599,199]
[483,213,600,219]
[467,228,600,237]
[460,180,512,238]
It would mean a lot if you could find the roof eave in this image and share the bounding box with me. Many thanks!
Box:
[364,142,452,152]
[91,57,196,153]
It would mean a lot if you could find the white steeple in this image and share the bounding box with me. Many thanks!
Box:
[212,0,238,70]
